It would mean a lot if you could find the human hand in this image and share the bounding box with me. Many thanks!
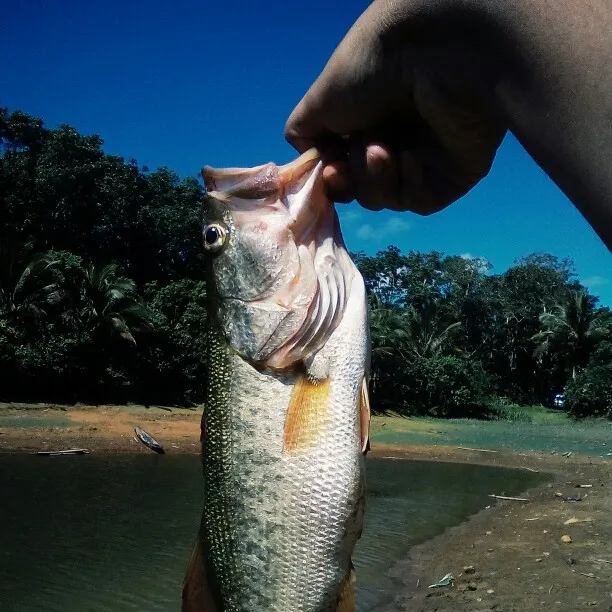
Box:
[285,0,507,214]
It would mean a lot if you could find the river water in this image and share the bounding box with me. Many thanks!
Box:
[0,455,545,611]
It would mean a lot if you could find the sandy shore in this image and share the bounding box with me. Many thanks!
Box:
[1,404,610,611]
[372,445,611,612]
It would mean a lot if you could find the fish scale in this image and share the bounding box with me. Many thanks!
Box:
[204,356,361,611]
[183,150,370,612]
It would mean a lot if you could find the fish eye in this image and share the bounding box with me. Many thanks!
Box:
[203,224,227,252]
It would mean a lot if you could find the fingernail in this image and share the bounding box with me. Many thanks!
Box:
[366,144,392,177]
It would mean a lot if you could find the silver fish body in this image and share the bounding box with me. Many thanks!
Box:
[183,150,370,612]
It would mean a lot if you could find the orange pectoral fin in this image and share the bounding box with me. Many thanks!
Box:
[283,375,330,453]
[336,567,356,612]
[359,376,371,455]
[182,539,218,612]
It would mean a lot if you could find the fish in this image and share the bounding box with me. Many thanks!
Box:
[182,148,371,612]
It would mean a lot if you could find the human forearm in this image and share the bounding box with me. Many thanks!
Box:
[487,0,612,248]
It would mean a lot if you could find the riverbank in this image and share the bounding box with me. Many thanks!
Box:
[373,444,611,612]
[1,404,610,611]
[0,403,203,455]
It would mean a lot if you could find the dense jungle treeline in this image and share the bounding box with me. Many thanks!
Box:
[1,108,611,418]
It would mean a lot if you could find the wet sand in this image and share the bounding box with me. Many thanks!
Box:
[1,404,610,611]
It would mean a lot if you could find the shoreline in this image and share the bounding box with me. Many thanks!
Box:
[1,404,610,610]
[371,445,611,612]
[384,476,611,611]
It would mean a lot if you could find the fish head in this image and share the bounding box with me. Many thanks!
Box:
[201,149,354,369]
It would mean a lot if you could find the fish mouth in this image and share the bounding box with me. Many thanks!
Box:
[277,148,320,186]
[202,149,329,243]
[278,149,332,246]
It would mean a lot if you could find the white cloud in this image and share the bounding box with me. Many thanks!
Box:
[356,224,375,239]
[339,209,363,223]
[356,216,412,240]
[582,275,609,287]
[459,253,492,272]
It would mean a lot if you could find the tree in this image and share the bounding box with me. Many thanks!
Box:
[353,246,410,305]
[78,263,154,345]
[533,289,608,380]
[404,355,491,418]
[402,300,461,359]
[0,240,63,321]
[484,254,582,403]
[369,300,411,359]
[136,279,208,405]
[565,341,612,418]
[2,107,609,415]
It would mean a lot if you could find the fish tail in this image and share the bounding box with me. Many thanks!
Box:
[182,539,218,612]
[335,566,357,612]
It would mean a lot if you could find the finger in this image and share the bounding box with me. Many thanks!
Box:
[322,161,355,204]
[349,143,401,211]
[285,15,391,153]
[397,148,476,215]
[284,98,322,154]
[284,74,342,153]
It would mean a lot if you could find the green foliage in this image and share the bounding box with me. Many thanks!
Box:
[565,342,612,418]
[0,108,610,416]
[487,398,535,423]
[0,109,206,405]
[565,366,612,418]
[356,246,610,418]
[0,108,204,284]
[403,356,492,418]
[137,279,208,405]
[78,263,154,345]
[0,241,64,320]
[532,289,607,379]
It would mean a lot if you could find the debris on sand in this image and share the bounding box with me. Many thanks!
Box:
[35,448,90,456]
[564,517,593,525]
[489,494,529,502]
[134,426,165,454]
[428,573,455,588]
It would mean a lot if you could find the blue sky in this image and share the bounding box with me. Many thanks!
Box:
[2,0,610,304]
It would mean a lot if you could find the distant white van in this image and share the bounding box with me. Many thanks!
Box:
[554,393,566,408]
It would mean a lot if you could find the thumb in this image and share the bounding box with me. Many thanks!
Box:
[284,94,325,154]
[285,16,391,152]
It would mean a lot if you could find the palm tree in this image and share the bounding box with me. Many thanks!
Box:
[79,263,154,345]
[403,299,461,359]
[368,301,412,409]
[532,290,608,379]
[0,240,63,320]
[369,295,461,360]
[369,302,412,359]
[368,297,461,411]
